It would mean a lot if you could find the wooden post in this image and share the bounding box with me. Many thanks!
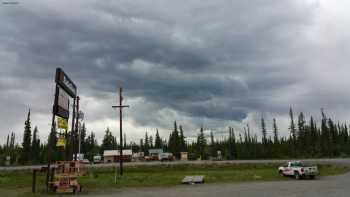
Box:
[50,167,55,182]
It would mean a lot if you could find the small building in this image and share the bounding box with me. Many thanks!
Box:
[149,149,163,156]
[103,150,132,163]
[180,152,188,161]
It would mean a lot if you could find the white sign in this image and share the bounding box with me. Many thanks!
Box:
[58,87,69,111]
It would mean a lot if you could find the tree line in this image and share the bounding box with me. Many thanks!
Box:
[1,107,350,165]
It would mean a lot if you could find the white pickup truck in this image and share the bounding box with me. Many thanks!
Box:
[278,161,319,179]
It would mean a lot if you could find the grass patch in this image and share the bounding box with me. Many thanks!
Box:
[0,163,348,196]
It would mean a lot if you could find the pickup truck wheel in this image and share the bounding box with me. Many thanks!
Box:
[309,175,315,179]
[279,170,284,176]
[294,171,301,180]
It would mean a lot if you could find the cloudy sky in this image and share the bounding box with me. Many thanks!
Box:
[1,0,350,144]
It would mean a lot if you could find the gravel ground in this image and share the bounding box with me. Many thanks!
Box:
[89,172,350,197]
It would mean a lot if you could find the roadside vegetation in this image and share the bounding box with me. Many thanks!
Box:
[2,108,350,167]
[0,163,348,196]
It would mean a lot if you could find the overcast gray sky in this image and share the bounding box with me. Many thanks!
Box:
[1,0,350,144]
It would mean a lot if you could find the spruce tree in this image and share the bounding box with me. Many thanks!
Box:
[101,128,114,152]
[20,110,32,164]
[140,139,144,152]
[228,127,237,159]
[155,129,162,149]
[80,123,87,153]
[179,125,186,151]
[31,126,40,163]
[112,136,118,149]
[328,118,336,156]
[9,132,15,163]
[210,131,216,157]
[48,121,58,162]
[124,133,127,148]
[289,107,297,155]
[309,116,318,156]
[168,121,181,158]
[6,134,9,149]
[85,132,99,161]
[297,112,306,155]
[149,135,153,149]
[196,127,207,160]
[273,118,279,144]
[261,116,267,145]
[320,109,330,156]
[144,132,149,155]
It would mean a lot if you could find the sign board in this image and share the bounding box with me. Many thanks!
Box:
[54,87,70,119]
[56,136,66,148]
[57,117,68,130]
[55,68,77,98]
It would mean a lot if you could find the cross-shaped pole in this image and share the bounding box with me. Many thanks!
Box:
[112,87,129,177]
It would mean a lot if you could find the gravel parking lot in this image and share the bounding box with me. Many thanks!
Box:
[91,171,350,197]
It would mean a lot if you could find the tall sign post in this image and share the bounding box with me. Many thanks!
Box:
[74,96,80,161]
[112,87,129,179]
[46,68,77,192]
[69,98,76,160]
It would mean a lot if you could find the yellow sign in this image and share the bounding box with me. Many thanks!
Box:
[56,136,66,148]
[57,117,68,130]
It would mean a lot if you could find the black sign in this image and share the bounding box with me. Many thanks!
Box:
[55,68,77,98]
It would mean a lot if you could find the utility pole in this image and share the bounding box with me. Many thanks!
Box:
[112,87,129,178]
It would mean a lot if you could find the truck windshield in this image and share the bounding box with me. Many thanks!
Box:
[291,162,304,167]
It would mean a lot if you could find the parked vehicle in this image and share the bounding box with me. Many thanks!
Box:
[144,155,158,161]
[132,152,144,161]
[80,159,90,164]
[93,155,102,164]
[278,161,319,179]
[159,153,174,161]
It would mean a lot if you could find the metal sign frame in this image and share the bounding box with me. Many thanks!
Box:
[55,68,77,98]
[53,86,70,119]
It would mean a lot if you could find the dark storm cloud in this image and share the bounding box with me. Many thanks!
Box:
[2,0,347,142]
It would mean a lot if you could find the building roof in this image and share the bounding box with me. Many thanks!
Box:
[149,149,163,154]
[103,149,132,156]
